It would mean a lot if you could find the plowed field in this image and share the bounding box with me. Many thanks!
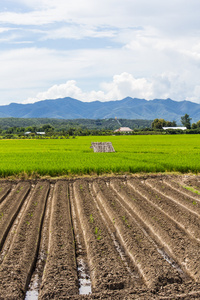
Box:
[1,175,200,299]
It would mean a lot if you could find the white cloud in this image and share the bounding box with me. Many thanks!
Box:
[1,43,200,104]
[100,73,154,100]
[41,25,116,41]
[1,0,200,32]
[25,72,200,104]
[0,27,13,33]
[25,80,86,102]
[1,0,200,105]
[25,74,154,103]
[0,10,57,26]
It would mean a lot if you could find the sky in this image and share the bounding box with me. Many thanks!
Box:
[1,0,200,105]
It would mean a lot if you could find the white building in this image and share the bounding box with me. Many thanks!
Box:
[162,127,187,130]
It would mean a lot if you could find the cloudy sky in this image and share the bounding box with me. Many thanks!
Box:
[1,0,200,105]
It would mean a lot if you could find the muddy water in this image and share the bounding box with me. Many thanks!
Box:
[25,292,38,300]
[24,274,39,300]
[110,232,135,276]
[70,185,92,295]
[78,258,92,294]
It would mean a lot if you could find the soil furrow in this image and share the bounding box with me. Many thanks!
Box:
[137,178,200,242]
[73,179,133,293]
[39,181,79,299]
[181,175,200,191]
[111,178,200,282]
[0,182,31,251]
[170,176,200,196]
[0,181,50,300]
[0,184,35,265]
[69,183,92,296]
[1,177,200,299]
[88,183,139,280]
[162,179,200,214]
[93,179,182,289]
[0,182,12,205]
[25,183,54,299]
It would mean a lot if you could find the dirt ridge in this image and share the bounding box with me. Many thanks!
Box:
[0,182,31,251]
[0,181,49,299]
[39,181,79,299]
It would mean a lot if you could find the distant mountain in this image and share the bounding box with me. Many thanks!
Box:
[0,97,200,122]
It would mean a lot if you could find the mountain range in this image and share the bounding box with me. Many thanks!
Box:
[0,97,200,122]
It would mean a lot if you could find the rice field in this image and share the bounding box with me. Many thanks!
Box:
[0,135,200,177]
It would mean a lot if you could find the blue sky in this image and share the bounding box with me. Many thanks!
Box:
[1,0,200,104]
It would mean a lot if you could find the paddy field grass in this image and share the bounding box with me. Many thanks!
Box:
[0,135,200,177]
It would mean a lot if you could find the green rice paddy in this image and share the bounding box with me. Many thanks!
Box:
[0,135,200,177]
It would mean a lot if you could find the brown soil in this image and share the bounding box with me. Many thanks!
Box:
[0,181,12,205]
[0,175,200,299]
[0,182,30,251]
[72,179,135,292]
[0,181,49,299]
[39,181,79,299]
[92,179,182,289]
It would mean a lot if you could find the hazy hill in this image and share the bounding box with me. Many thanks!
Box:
[0,97,200,122]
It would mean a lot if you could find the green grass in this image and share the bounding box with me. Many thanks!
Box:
[0,135,200,177]
[182,186,200,195]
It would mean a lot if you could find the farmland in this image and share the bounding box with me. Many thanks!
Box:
[1,135,200,299]
[1,175,200,299]
[0,134,200,177]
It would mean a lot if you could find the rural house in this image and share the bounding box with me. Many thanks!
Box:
[114,127,133,132]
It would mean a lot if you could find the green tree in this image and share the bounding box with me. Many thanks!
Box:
[181,114,192,129]
[151,118,166,129]
[25,126,38,133]
[165,120,177,127]
[41,124,55,133]
[192,123,197,129]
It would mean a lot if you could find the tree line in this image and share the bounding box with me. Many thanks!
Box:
[0,118,152,130]
[151,114,196,130]
[0,114,200,138]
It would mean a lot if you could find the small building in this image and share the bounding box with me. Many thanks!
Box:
[114,127,133,132]
[24,131,31,135]
[162,127,187,130]
[36,132,45,135]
